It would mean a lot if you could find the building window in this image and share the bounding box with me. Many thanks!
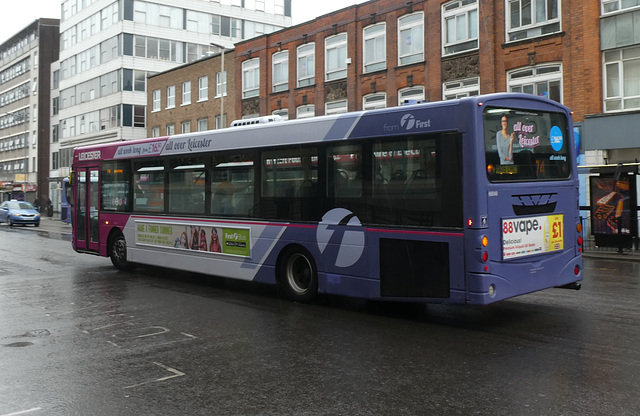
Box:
[508,63,562,103]
[398,12,424,66]
[325,33,348,81]
[166,85,175,108]
[216,71,227,97]
[443,77,480,100]
[181,121,191,134]
[297,105,315,119]
[507,0,560,42]
[442,0,478,55]
[52,152,59,170]
[242,58,260,98]
[363,23,386,73]
[272,50,289,93]
[363,93,387,110]
[199,76,208,101]
[152,89,161,111]
[398,86,425,105]
[602,0,640,14]
[215,114,227,129]
[604,46,640,112]
[325,100,348,115]
[198,118,208,131]
[151,126,160,137]
[273,109,289,120]
[297,43,315,88]
[166,123,175,135]
[51,125,59,143]
[182,81,191,105]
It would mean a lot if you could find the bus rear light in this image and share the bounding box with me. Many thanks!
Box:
[576,223,583,233]
[482,236,488,247]
[488,284,495,296]
[482,251,489,262]
[468,218,473,227]
[574,265,580,275]
[577,236,583,246]
[104,220,110,225]
[484,265,489,272]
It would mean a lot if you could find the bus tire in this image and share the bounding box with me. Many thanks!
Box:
[109,232,135,271]
[278,245,318,303]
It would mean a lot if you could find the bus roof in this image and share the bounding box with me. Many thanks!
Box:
[73,93,570,163]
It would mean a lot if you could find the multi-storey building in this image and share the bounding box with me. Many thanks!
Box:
[53,0,291,206]
[0,19,59,204]
[147,49,237,137]
[233,0,601,133]
[583,2,640,165]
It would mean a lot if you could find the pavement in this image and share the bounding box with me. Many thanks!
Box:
[8,216,640,263]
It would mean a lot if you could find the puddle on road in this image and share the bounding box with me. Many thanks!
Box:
[3,342,34,348]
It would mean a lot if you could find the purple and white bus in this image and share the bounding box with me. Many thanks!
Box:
[70,93,583,304]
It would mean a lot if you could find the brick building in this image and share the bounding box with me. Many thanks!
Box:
[147,50,237,136]
[233,0,601,131]
[0,19,59,204]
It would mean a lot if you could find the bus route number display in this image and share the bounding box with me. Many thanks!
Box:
[502,214,564,259]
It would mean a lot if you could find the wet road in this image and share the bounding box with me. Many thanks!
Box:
[0,224,639,415]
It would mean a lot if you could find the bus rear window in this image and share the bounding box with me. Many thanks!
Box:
[483,107,571,182]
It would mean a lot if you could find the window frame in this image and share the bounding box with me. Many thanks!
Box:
[363,93,387,110]
[182,81,191,105]
[443,77,480,100]
[297,43,315,88]
[198,76,208,101]
[363,23,387,73]
[166,85,175,109]
[325,33,348,81]
[152,89,161,112]
[242,58,260,98]
[398,85,426,105]
[507,63,563,103]
[272,50,289,93]
[442,0,479,56]
[603,46,640,112]
[506,0,561,42]
[398,11,425,66]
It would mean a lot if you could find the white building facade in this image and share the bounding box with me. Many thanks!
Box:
[55,0,291,184]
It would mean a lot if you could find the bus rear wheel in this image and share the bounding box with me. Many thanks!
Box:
[279,246,318,303]
[110,233,135,271]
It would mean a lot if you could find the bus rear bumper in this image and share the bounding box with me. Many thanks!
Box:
[467,259,583,304]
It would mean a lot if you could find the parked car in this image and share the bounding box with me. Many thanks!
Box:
[0,200,41,227]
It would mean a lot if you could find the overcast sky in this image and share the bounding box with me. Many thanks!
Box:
[0,0,369,44]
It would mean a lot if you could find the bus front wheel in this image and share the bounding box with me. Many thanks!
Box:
[278,246,318,303]
[109,233,135,271]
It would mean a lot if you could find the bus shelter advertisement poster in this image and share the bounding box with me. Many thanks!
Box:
[589,175,637,240]
[502,214,564,259]
[135,221,250,257]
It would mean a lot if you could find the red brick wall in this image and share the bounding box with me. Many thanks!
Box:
[234,0,600,122]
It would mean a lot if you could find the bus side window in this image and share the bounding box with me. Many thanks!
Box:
[134,162,165,212]
[211,154,255,217]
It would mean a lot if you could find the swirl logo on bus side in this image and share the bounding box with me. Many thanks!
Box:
[316,208,365,268]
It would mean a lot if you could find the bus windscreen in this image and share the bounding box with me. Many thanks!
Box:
[483,107,571,182]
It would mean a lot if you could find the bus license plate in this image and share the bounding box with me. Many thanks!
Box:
[502,214,564,260]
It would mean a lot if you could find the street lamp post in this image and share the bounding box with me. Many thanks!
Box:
[210,42,227,129]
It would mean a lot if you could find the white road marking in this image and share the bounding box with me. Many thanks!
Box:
[1,408,43,416]
[124,362,185,389]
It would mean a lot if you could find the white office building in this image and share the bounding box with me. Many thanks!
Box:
[56,0,291,177]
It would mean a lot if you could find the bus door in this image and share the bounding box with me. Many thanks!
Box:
[76,167,100,252]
